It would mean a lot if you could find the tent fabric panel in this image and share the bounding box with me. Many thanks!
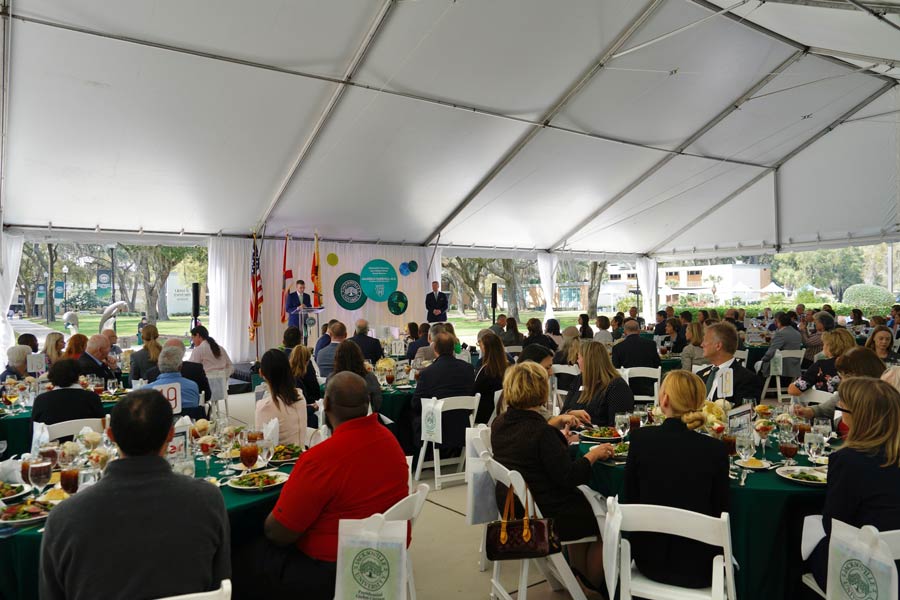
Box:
[5,21,336,234]
[267,86,532,244]
[437,129,668,249]
[778,113,900,246]
[552,0,796,149]
[14,0,383,78]
[686,54,886,165]
[355,0,648,121]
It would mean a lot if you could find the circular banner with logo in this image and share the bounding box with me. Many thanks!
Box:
[408,260,418,273]
[326,253,339,267]
[399,262,410,277]
[387,291,408,315]
[359,259,398,303]
[334,273,367,310]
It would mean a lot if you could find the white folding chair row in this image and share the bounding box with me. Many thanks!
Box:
[45,417,109,443]
[603,496,736,600]
[414,395,479,490]
[155,579,231,600]
[759,349,805,403]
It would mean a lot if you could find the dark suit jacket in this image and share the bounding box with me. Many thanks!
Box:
[32,388,104,428]
[285,291,312,329]
[625,418,730,588]
[611,334,661,397]
[425,291,449,323]
[653,321,667,336]
[411,355,474,447]
[77,353,115,381]
[147,361,212,404]
[350,333,385,364]
[473,369,503,424]
[406,337,429,361]
[695,360,761,403]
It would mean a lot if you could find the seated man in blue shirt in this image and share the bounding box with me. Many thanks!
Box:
[143,345,200,408]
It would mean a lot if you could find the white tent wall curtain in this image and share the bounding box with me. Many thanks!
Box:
[209,237,431,363]
[635,256,659,323]
[0,234,25,358]
[536,252,558,323]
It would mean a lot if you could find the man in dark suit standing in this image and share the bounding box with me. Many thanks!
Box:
[425,281,448,323]
[78,335,116,381]
[349,319,384,364]
[411,333,475,451]
[612,319,661,397]
[696,322,761,402]
[285,280,312,330]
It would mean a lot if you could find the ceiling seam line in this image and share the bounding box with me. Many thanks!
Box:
[549,48,805,251]
[418,0,668,247]
[253,0,395,233]
[645,80,897,257]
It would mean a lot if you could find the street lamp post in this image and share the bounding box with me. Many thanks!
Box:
[43,271,49,324]
[62,265,69,313]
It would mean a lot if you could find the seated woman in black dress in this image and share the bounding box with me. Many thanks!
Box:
[491,362,614,592]
[624,370,730,588]
[523,318,558,352]
[807,377,900,593]
[473,332,508,424]
[562,341,633,427]
[788,328,856,397]
[289,345,321,428]
[32,359,104,429]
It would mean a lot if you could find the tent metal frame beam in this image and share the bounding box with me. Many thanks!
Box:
[550,48,805,251]
[647,80,897,256]
[809,46,900,69]
[419,0,667,248]
[762,0,900,13]
[845,0,900,33]
[254,0,394,233]
[774,167,784,249]
[0,0,10,244]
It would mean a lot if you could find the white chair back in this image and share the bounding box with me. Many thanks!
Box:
[800,389,834,406]
[893,337,900,354]
[692,364,706,374]
[207,373,228,402]
[487,389,503,426]
[551,364,580,377]
[383,482,430,528]
[306,427,326,448]
[414,394,479,490]
[45,417,107,442]
[623,367,661,406]
[152,382,182,414]
[734,349,749,364]
[154,579,231,599]
[505,345,523,355]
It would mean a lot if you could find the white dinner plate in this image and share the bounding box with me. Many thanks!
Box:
[735,459,771,471]
[227,471,289,492]
[0,483,32,504]
[776,466,827,486]
[393,384,413,390]
[809,455,829,466]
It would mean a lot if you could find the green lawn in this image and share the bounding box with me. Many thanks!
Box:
[448,310,587,341]
[18,315,194,342]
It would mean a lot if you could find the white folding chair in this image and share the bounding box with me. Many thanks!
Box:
[551,364,581,378]
[45,417,108,442]
[801,523,900,599]
[155,579,231,600]
[692,364,707,374]
[760,349,805,402]
[624,367,661,406]
[800,389,835,407]
[414,395,479,490]
[893,337,900,354]
[506,345,523,355]
[207,373,230,421]
[733,349,749,364]
[152,382,182,414]
[606,498,736,600]
[310,358,326,386]
[483,457,591,600]
[487,389,503,426]
[383,483,430,600]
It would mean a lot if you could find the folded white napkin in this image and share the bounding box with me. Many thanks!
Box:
[801,515,826,560]
[0,457,23,484]
[263,418,279,446]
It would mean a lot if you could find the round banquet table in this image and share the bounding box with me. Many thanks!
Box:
[319,382,416,453]
[0,456,293,600]
[578,438,826,600]
[0,402,119,460]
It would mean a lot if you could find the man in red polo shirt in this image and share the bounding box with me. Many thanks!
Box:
[244,371,409,599]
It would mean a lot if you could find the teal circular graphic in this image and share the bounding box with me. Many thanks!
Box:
[387,291,408,315]
[408,261,418,273]
[359,259,398,303]
[333,273,367,311]
[399,262,410,277]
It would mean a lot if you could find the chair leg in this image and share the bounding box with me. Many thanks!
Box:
[414,443,427,482]
[479,525,490,572]
[517,558,530,600]
[434,447,442,490]
[406,554,416,600]
[545,554,587,600]
[456,451,466,474]
[760,376,770,402]
[532,558,563,591]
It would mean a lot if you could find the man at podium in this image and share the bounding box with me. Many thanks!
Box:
[285,280,312,329]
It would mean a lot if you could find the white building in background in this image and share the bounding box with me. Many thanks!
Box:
[595,263,773,311]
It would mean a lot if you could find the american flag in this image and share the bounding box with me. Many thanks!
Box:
[249,234,263,341]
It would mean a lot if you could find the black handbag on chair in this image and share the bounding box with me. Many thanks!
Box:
[485,484,561,561]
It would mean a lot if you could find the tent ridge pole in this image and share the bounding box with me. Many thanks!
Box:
[254,0,395,232]
[774,167,783,251]
[419,0,667,247]
[550,49,804,251]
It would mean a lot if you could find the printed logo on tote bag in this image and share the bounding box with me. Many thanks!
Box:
[840,559,879,600]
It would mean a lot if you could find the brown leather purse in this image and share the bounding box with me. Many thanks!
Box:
[485,484,561,560]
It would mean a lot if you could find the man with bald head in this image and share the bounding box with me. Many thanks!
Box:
[349,319,384,364]
[240,372,408,600]
[145,338,211,402]
[78,334,115,381]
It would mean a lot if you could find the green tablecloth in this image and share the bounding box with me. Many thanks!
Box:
[579,439,825,600]
[0,402,118,460]
[0,456,292,600]
[660,357,681,374]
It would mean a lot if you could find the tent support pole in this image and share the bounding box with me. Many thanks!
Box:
[845,0,900,34]
[550,49,805,251]
[889,242,894,294]
[0,0,10,229]
[419,0,667,247]
[255,0,394,231]
[761,0,900,12]
[774,167,783,251]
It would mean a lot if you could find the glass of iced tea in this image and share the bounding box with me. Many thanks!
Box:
[778,432,799,466]
[722,432,737,459]
[60,467,80,494]
[28,461,52,498]
[39,444,60,470]
[629,412,642,431]
[20,456,31,484]
[793,418,811,453]
[385,370,395,386]
[240,443,259,470]
[246,431,263,444]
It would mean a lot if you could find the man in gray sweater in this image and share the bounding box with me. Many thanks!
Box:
[40,389,231,600]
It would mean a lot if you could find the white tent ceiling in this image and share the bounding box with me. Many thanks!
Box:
[2,0,898,259]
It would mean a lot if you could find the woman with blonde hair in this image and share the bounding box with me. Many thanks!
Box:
[289,345,321,428]
[62,333,88,361]
[807,377,900,592]
[624,370,729,589]
[561,341,633,426]
[42,332,66,368]
[129,324,162,381]
[680,322,708,372]
[491,361,613,592]
[789,328,863,397]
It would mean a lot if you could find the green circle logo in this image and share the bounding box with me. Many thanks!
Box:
[326,253,339,266]
[387,291,408,315]
[351,548,390,592]
[408,260,418,273]
[359,259,398,302]
[333,273,367,311]
[840,559,878,600]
